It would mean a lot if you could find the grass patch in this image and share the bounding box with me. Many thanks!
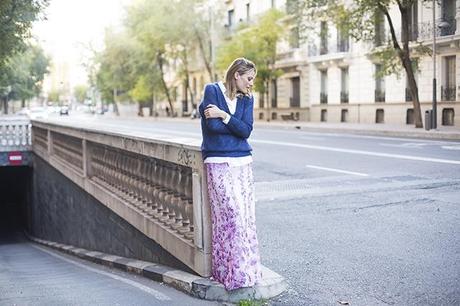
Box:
[238,299,269,306]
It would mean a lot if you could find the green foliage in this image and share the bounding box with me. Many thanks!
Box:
[216,9,286,94]
[238,299,269,306]
[130,75,152,103]
[47,89,60,103]
[0,0,49,68]
[74,85,88,103]
[0,43,49,102]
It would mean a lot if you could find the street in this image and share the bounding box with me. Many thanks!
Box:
[7,115,460,305]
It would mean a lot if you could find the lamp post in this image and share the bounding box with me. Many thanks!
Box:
[432,0,437,130]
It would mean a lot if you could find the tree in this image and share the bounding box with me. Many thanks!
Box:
[216,9,286,115]
[125,0,215,116]
[0,0,48,68]
[295,0,430,128]
[74,85,88,103]
[0,43,49,113]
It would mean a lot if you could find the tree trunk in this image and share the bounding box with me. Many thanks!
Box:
[112,88,120,116]
[149,95,154,117]
[137,102,144,116]
[383,3,423,128]
[183,49,195,114]
[399,4,423,128]
[156,51,174,115]
[21,99,25,108]
[195,29,213,81]
[3,98,8,114]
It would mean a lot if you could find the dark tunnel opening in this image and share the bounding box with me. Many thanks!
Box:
[0,166,31,239]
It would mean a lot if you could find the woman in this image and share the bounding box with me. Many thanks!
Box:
[199,58,262,290]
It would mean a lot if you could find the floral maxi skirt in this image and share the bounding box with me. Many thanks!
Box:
[205,162,262,290]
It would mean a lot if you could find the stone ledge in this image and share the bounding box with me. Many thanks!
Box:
[27,235,287,303]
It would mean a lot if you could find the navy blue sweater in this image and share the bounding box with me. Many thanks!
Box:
[199,83,254,160]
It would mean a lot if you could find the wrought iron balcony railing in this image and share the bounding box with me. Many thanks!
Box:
[340,91,349,103]
[320,92,328,104]
[375,89,386,102]
[441,86,456,101]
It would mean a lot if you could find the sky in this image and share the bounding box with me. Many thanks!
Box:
[32,0,131,91]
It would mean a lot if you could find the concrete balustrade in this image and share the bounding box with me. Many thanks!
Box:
[0,118,32,151]
[31,121,211,277]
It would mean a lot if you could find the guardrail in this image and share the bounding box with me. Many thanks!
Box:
[31,120,211,276]
[0,117,32,152]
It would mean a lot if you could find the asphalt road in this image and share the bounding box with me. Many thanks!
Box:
[5,114,460,305]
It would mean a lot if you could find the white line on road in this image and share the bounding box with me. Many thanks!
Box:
[30,244,171,301]
[306,165,369,177]
[253,139,460,165]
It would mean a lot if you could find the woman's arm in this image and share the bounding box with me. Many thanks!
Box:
[224,96,254,139]
[199,84,232,134]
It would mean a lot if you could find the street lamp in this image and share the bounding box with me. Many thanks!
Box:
[432,0,451,130]
[432,0,437,130]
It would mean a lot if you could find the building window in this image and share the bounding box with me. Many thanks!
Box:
[376,109,384,123]
[271,79,277,108]
[321,109,327,122]
[246,3,250,22]
[320,70,328,104]
[320,21,328,54]
[374,11,385,47]
[228,9,235,29]
[407,1,418,41]
[290,77,300,107]
[441,56,456,101]
[341,109,348,122]
[337,28,349,52]
[375,64,385,102]
[442,108,455,126]
[441,0,456,36]
[289,26,300,48]
[406,108,414,124]
[340,67,349,103]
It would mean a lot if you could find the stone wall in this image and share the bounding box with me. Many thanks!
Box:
[28,154,193,273]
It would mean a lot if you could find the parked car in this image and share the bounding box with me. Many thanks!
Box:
[59,106,69,115]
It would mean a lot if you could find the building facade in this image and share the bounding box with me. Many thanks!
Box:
[171,0,460,127]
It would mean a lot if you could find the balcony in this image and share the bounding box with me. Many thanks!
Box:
[414,18,457,41]
[375,89,385,102]
[441,86,456,101]
[320,92,328,104]
[340,91,349,103]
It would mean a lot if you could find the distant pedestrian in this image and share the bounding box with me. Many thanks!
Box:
[199,58,261,290]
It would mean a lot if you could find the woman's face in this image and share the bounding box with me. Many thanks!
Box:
[235,69,256,94]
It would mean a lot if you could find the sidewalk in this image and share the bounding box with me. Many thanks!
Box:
[253,121,460,141]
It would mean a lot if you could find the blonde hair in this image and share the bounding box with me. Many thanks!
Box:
[224,58,257,100]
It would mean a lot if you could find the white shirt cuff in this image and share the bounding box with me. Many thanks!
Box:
[222,113,231,124]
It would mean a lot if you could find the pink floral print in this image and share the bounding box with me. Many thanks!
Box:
[206,162,262,290]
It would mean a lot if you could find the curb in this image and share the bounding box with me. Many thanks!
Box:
[27,235,287,303]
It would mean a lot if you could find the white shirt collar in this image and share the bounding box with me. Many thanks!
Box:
[218,81,227,95]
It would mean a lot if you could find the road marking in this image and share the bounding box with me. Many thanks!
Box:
[442,145,460,150]
[30,244,171,301]
[306,165,369,177]
[253,139,460,165]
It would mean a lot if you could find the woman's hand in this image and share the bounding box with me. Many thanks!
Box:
[204,104,226,119]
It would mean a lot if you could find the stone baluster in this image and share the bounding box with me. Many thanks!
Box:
[177,169,194,240]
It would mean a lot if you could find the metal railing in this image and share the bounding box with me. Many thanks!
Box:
[375,89,386,102]
[340,91,349,103]
[441,86,456,101]
[32,121,211,276]
[320,92,328,104]
[308,41,350,56]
